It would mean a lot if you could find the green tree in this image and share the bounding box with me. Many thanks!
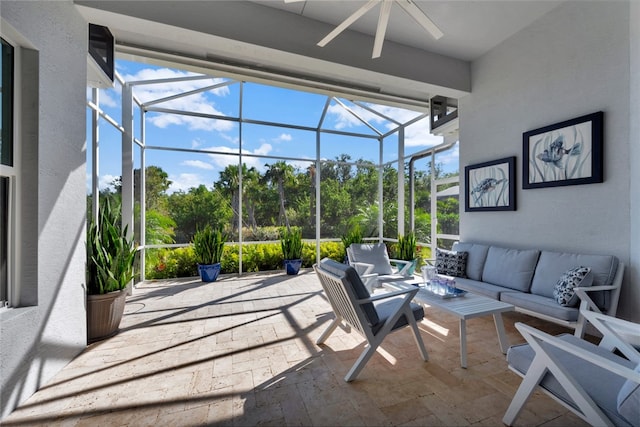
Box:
[263,161,296,228]
[168,185,233,243]
[215,164,242,233]
[243,166,262,231]
[133,166,172,213]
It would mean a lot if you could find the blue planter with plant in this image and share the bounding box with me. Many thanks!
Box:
[396,231,418,276]
[281,226,303,275]
[193,225,227,282]
[198,263,222,282]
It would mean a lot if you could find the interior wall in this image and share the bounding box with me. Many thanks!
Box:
[0,1,87,419]
[458,2,636,321]
[629,1,640,323]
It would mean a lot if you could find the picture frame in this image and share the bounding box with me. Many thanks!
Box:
[465,156,516,212]
[523,111,603,189]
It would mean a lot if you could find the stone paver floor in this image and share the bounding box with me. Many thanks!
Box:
[3,269,588,426]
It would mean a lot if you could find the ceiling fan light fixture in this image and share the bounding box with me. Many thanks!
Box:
[312,0,443,59]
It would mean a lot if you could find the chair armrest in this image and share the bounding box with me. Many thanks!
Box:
[581,310,640,363]
[575,285,617,293]
[573,285,619,322]
[515,322,640,381]
[351,261,375,276]
[356,286,418,304]
[389,258,412,275]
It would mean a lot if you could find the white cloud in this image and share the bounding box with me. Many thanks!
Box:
[181,160,214,170]
[86,87,118,108]
[121,67,234,132]
[167,173,203,193]
[327,103,382,130]
[99,174,119,191]
[436,142,460,168]
[328,102,441,148]
[252,143,273,156]
[404,121,444,148]
[202,143,273,170]
[275,133,292,142]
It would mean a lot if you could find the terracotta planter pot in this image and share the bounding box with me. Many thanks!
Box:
[87,290,127,342]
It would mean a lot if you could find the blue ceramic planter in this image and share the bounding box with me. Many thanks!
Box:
[284,259,302,275]
[198,263,221,282]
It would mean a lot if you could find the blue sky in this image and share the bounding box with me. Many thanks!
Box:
[88,60,459,194]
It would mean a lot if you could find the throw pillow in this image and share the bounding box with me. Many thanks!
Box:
[553,266,593,307]
[435,248,468,278]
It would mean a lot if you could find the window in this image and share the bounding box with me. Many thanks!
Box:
[1,36,14,307]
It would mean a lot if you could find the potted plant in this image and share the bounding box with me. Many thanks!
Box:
[396,231,418,276]
[340,224,363,264]
[193,225,226,282]
[86,199,137,342]
[280,226,303,275]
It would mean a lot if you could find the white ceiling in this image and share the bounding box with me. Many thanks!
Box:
[250,1,562,61]
[76,1,563,105]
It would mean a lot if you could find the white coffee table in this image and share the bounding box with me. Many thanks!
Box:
[382,280,515,368]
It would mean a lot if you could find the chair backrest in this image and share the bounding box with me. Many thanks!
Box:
[347,243,393,275]
[315,258,379,336]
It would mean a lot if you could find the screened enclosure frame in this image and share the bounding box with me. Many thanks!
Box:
[87,58,459,281]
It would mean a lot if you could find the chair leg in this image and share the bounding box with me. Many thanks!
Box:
[317,316,341,345]
[408,316,429,361]
[345,343,379,382]
[503,359,548,426]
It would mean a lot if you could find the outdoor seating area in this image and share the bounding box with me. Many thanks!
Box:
[3,270,595,426]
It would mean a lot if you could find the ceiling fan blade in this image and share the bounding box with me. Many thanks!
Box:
[372,0,392,58]
[396,0,443,40]
[318,0,379,48]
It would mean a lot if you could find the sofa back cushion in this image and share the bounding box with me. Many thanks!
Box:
[452,242,490,281]
[530,251,618,310]
[482,246,540,292]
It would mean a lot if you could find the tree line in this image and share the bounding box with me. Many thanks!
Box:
[94,155,459,248]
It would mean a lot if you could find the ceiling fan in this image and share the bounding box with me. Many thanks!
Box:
[284,0,443,59]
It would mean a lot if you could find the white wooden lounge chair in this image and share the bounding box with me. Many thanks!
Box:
[346,243,414,291]
[503,309,640,426]
[314,258,428,382]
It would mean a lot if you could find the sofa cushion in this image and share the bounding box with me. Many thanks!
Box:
[500,292,579,322]
[530,251,618,310]
[454,278,506,300]
[372,298,424,336]
[553,267,593,307]
[435,248,468,278]
[508,334,634,427]
[617,363,640,425]
[348,243,393,275]
[452,242,490,281]
[482,246,540,292]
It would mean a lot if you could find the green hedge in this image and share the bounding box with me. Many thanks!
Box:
[145,241,344,279]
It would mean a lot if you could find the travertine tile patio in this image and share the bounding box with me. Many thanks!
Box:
[3,270,588,426]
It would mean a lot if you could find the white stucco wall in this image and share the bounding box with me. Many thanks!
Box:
[629,1,640,323]
[459,2,637,321]
[0,1,88,419]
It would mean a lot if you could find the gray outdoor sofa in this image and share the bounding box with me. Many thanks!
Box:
[442,242,625,336]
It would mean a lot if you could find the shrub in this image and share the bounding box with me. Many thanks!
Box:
[145,240,348,278]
